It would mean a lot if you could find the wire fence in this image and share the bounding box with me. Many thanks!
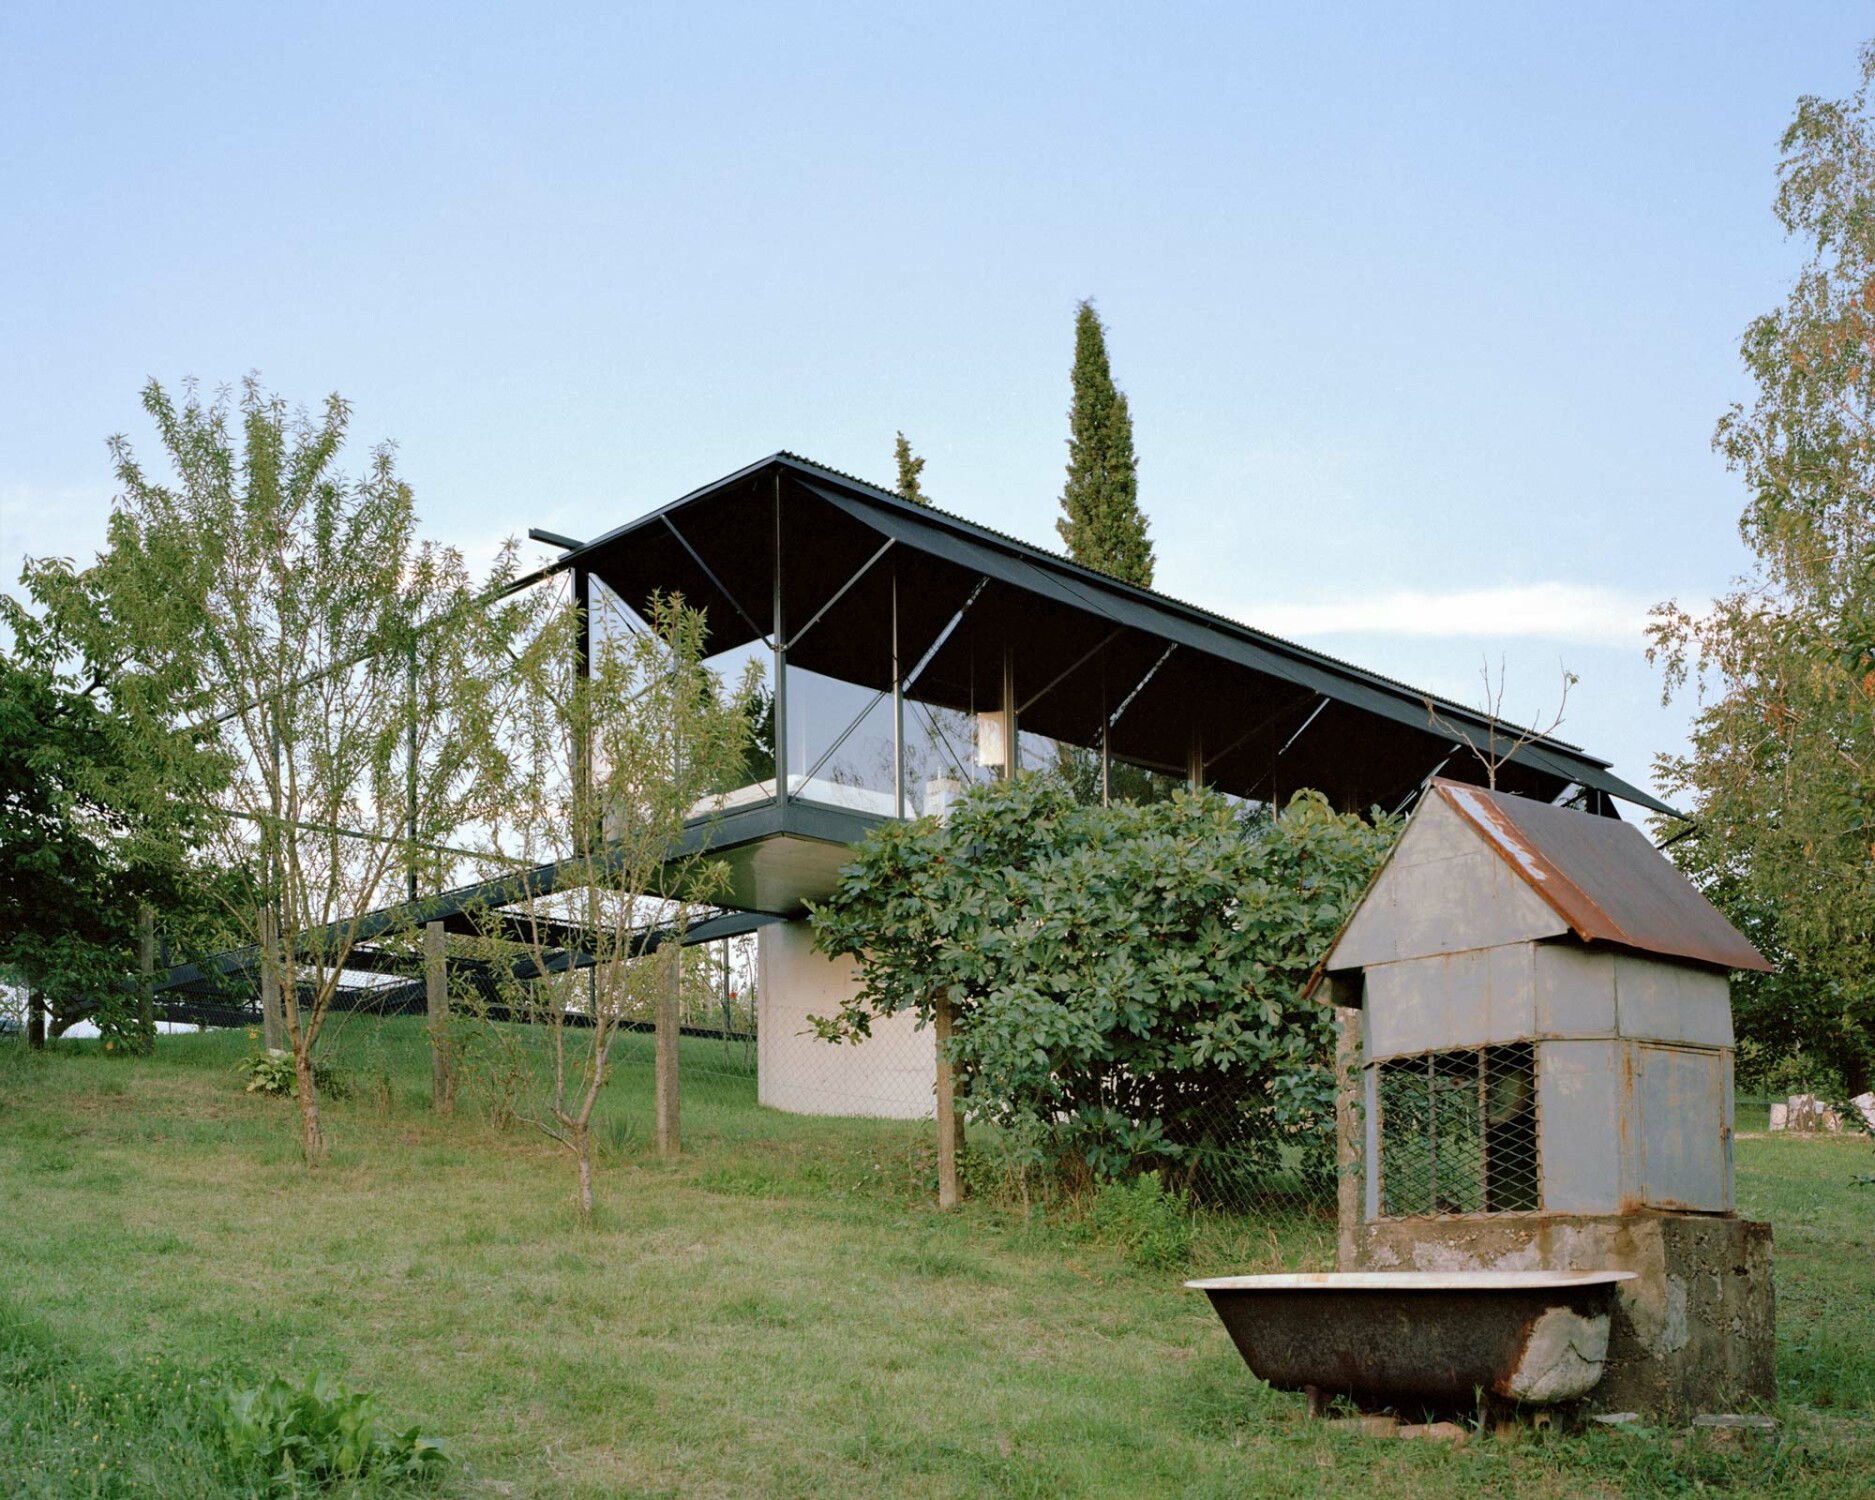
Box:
[148,928,1342,1227]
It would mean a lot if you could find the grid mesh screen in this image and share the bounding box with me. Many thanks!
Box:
[1376,1043,1539,1217]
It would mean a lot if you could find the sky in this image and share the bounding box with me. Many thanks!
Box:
[3,2,1869,814]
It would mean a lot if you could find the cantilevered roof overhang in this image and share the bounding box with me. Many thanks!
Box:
[560,452,1672,820]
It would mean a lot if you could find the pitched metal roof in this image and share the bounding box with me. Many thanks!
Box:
[556,452,1673,817]
[1429,778,1769,971]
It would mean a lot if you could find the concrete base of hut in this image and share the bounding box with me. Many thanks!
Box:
[1344,1213,1774,1420]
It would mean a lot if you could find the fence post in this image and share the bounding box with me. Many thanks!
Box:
[260,908,284,1051]
[138,904,156,1054]
[425,920,453,1113]
[656,941,681,1158]
[1334,1005,1361,1268]
[936,993,963,1208]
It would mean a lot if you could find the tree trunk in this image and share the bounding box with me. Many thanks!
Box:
[574,1121,594,1224]
[26,990,45,1050]
[425,920,453,1113]
[293,1048,325,1164]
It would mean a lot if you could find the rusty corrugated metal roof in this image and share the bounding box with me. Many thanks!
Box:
[1431,779,1772,972]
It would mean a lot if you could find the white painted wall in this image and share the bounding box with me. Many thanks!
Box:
[757,919,936,1119]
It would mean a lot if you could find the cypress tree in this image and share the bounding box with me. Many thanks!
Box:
[894,431,929,505]
[1056,300,1153,586]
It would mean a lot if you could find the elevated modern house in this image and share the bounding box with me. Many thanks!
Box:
[537,453,1672,1118]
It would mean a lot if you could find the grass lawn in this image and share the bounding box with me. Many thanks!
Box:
[1,1020,1871,1498]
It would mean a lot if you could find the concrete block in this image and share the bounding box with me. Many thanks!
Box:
[1347,1213,1774,1421]
[757,920,935,1119]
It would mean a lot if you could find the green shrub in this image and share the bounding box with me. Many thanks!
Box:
[209,1372,447,1488]
[811,779,1398,1202]
[1087,1171,1194,1270]
[238,1048,349,1098]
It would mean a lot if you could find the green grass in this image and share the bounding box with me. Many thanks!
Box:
[1,1021,1871,1498]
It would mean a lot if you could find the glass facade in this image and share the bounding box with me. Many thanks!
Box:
[784,664,900,816]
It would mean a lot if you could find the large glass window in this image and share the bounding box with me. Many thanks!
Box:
[692,637,774,815]
[785,665,899,817]
[901,693,993,818]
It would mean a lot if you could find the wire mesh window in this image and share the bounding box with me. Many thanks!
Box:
[1376,1044,1539,1217]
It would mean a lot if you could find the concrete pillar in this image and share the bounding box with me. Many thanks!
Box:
[757,919,935,1119]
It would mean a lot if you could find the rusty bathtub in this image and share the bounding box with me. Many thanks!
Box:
[1186,1270,1637,1411]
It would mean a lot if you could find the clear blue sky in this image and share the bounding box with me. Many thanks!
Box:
[3,2,1867,812]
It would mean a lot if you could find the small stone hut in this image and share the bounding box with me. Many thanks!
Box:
[1315,779,1776,1418]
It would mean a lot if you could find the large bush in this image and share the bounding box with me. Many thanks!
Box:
[809,777,1398,1201]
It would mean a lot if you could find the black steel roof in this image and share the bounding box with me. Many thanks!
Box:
[557,452,1672,818]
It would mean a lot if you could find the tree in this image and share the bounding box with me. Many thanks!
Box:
[893,432,930,505]
[809,778,1397,1202]
[1650,43,1875,1096]
[32,378,503,1160]
[1423,657,1576,791]
[463,585,758,1223]
[1056,300,1153,587]
[4,539,228,1049]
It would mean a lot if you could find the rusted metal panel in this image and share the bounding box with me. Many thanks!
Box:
[1364,946,1538,1059]
[1325,795,1568,975]
[1535,1040,1626,1215]
[1434,780,1771,973]
[1614,957,1733,1048]
[1636,1045,1731,1212]
[1188,1271,1635,1411]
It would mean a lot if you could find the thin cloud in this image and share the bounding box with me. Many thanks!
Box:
[1235,582,1657,648]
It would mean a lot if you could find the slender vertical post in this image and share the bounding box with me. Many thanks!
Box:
[425,920,452,1113]
[406,644,419,903]
[27,988,45,1050]
[137,903,156,1053]
[935,993,962,1208]
[1000,646,1017,779]
[1333,1005,1362,1268]
[892,567,905,818]
[720,937,734,1063]
[572,567,593,857]
[260,907,284,1052]
[1100,674,1111,807]
[771,477,788,803]
[1188,731,1204,791]
[656,938,681,1158]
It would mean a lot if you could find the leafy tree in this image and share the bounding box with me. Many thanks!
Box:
[809,778,1397,1201]
[462,586,758,1223]
[3,553,227,1049]
[1651,44,1875,1097]
[893,432,930,506]
[31,378,505,1160]
[1056,300,1153,587]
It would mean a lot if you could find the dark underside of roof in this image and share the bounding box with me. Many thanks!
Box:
[562,454,1671,819]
